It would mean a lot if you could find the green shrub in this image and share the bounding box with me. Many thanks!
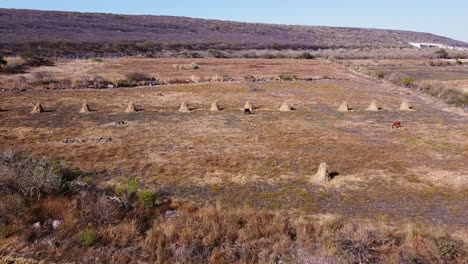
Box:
[400,77,415,87]
[114,177,139,198]
[78,228,97,247]
[298,52,314,60]
[92,58,104,63]
[21,53,53,67]
[116,79,132,87]
[0,225,12,238]
[125,72,150,82]
[278,73,297,81]
[435,49,450,59]
[454,94,468,107]
[136,190,157,208]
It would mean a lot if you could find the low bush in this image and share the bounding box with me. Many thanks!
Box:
[78,228,98,247]
[386,72,415,87]
[21,53,54,67]
[208,49,226,58]
[114,177,139,198]
[297,52,314,60]
[435,49,450,59]
[125,72,150,82]
[0,151,65,200]
[136,190,157,208]
[0,194,25,225]
[278,73,297,81]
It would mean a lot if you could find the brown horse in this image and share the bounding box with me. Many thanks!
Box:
[392,122,402,129]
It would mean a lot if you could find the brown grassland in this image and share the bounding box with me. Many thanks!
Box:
[0,58,467,263]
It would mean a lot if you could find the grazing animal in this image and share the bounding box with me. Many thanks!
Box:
[244,108,252,115]
[392,122,402,129]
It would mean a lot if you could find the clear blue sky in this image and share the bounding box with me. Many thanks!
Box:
[1,0,467,42]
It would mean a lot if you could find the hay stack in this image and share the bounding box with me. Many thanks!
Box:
[210,101,220,112]
[279,102,292,112]
[399,100,413,111]
[313,163,332,182]
[125,102,137,113]
[366,100,380,111]
[79,101,91,114]
[179,101,190,112]
[244,101,253,112]
[31,102,44,114]
[337,101,350,112]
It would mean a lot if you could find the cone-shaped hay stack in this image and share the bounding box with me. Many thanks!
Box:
[399,100,413,111]
[210,101,220,112]
[313,163,332,182]
[31,102,44,114]
[337,101,350,112]
[366,100,380,111]
[244,101,253,112]
[79,101,91,114]
[279,102,292,112]
[125,102,137,113]
[179,101,190,112]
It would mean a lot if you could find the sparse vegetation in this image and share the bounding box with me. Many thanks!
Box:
[278,73,297,81]
[435,49,450,59]
[136,190,157,208]
[0,151,65,200]
[78,228,98,247]
[0,51,467,263]
[115,176,139,198]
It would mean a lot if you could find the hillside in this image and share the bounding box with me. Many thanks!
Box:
[0,8,467,53]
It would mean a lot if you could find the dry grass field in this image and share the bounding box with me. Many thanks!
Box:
[1,58,467,262]
[0,58,349,90]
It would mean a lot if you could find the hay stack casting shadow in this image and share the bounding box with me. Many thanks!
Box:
[399,100,414,111]
[125,102,138,113]
[179,101,191,112]
[337,101,351,112]
[311,163,332,183]
[79,102,91,114]
[210,101,221,112]
[366,100,381,111]
[31,102,44,114]
[244,101,254,114]
[279,102,293,112]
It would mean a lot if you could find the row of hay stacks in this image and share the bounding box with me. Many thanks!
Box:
[337,100,414,112]
[9,100,413,114]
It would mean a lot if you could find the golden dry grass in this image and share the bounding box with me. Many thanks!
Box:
[0,58,467,237]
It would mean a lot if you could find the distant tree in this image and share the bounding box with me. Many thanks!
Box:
[298,52,314,60]
[21,53,53,67]
[0,55,6,68]
[435,49,449,59]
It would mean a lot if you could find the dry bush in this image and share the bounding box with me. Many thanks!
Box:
[125,71,150,82]
[78,192,126,225]
[145,207,295,263]
[0,194,25,226]
[0,151,64,200]
[102,220,139,247]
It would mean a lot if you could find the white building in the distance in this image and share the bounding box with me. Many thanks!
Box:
[409,42,468,51]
